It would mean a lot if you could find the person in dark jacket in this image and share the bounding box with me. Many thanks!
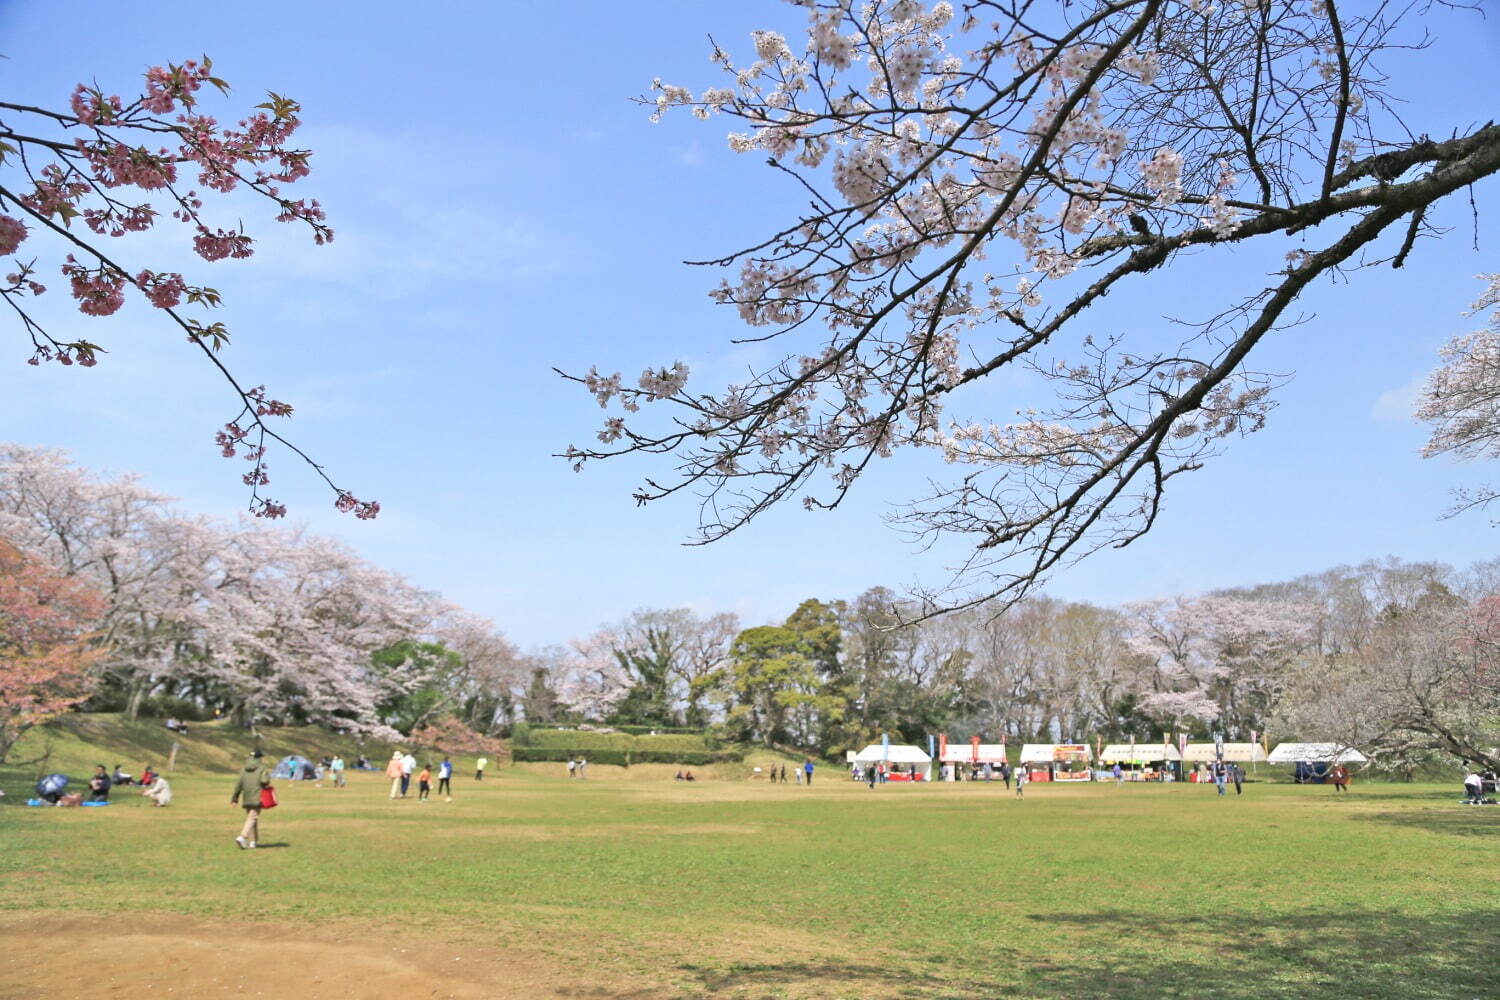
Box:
[230,749,272,849]
[87,764,111,802]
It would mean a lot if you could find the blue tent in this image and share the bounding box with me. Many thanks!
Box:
[271,755,313,780]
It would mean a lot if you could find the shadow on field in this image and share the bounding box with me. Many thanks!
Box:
[677,959,958,997]
[1015,907,1500,999]
[1357,807,1500,839]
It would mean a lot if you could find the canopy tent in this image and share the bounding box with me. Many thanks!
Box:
[1267,742,1368,764]
[850,743,932,781]
[1098,743,1183,763]
[1019,744,1092,781]
[1182,743,1268,763]
[939,743,1009,764]
[1019,744,1092,762]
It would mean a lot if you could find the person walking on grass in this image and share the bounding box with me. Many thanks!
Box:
[1214,761,1227,796]
[417,764,432,802]
[400,750,416,797]
[1232,764,1244,796]
[386,751,404,800]
[1331,764,1350,792]
[330,754,346,789]
[476,755,488,781]
[231,749,271,849]
[803,759,814,786]
[1015,768,1027,799]
[437,757,453,801]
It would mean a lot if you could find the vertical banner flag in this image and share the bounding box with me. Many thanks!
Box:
[971,735,980,764]
[1214,730,1225,762]
[938,732,947,763]
[882,731,890,764]
[1095,735,1102,763]
[1129,733,1136,761]
[928,733,936,760]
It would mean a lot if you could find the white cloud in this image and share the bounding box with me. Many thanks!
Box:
[1371,373,1426,424]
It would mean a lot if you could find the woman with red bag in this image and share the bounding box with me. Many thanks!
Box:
[230,749,273,849]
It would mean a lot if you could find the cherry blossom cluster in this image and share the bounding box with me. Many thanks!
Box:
[0,446,501,741]
[565,0,1429,608]
[2,56,370,520]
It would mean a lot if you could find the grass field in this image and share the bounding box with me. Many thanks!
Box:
[2,723,1497,999]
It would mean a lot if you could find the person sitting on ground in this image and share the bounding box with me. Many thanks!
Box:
[684,770,695,781]
[87,764,111,802]
[139,764,157,787]
[674,770,684,781]
[112,765,132,786]
[142,774,172,807]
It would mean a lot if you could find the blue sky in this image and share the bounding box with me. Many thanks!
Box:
[3,2,1498,647]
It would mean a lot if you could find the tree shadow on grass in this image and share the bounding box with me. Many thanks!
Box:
[1014,907,1500,1000]
[1357,807,1500,839]
[676,958,963,998]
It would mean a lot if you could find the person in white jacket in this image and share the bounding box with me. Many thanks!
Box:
[142,775,172,807]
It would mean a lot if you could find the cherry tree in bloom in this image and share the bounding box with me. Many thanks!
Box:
[0,444,441,736]
[1127,594,1315,735]
[0,539,105,762]
[1277,591,1500,772]
[554,627,636,720]
[0,59,376,520]
[565,0,1500,613]
[408,714,508,758]
[1418,274,1500,516]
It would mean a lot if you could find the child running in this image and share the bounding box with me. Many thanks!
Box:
[417,764,432,802]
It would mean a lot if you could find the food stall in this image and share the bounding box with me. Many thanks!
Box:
[1182,742,1268,780]
[1019,743,1092,782]
[937,735,1010,780]
[850,743,932,781]
[1097,742,1182,781]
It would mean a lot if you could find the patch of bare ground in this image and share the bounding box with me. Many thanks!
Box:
[0,912,664,1000]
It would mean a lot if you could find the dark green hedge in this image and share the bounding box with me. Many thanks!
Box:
[526,723,707,736]
[510,747,743,767]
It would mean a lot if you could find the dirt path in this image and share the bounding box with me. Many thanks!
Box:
[0,912,664,1000]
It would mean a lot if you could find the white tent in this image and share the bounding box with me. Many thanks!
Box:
[939,743,1009,764]
[1266,742,1368,764]
[1182,743,1267,763]
[851,743,932,781]
[1098,743,1182,763]
[1019,744,1092,782]
[1019,744,1092,763]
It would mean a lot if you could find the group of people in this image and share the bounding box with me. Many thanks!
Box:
[565,758,589,779]
[672,770,696,781]
[35,763,172,807]
[764,760,817,785]
[935,761,1014,784]
[385,750,455,801]
[309,755,347,787]
[1200,760,1247,796]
